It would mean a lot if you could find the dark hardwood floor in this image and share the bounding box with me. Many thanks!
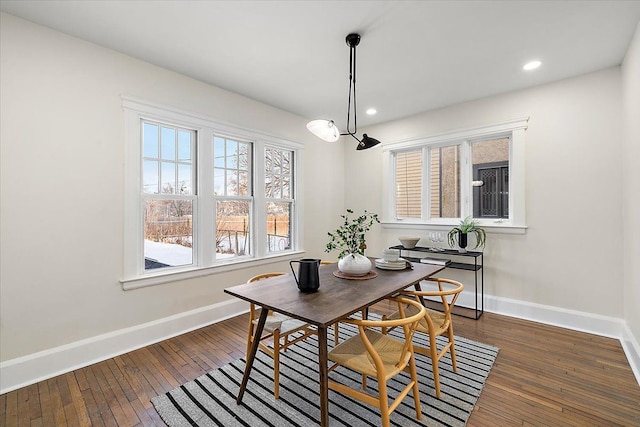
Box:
[1,301,639,426]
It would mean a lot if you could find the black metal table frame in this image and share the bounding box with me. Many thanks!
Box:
[389,245,484,320]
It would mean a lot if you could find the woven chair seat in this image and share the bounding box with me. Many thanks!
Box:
[255,314,312,335]
[419,309,447,333]
[329,329,411,381]
[386,304,448,334]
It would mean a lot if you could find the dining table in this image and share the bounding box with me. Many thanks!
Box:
[224,259,445,427]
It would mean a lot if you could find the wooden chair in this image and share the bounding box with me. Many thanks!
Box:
[327,296,427,427]
[245,273,317,399]
[383,277,464,398]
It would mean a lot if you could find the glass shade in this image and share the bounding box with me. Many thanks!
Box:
[306,119,340,142]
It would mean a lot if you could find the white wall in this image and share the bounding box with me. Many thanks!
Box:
[0,12,342,366]
[346,67,624,318]
[622,23,640,365]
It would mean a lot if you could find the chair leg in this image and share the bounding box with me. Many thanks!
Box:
[273,330,281,399]
[429,332,441,398]
[334,323,339,345]
[408,354,422,420]
[377,380,391,427]
[448,326,457,372]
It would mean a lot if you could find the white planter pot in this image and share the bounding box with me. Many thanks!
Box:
[338,253,372,276]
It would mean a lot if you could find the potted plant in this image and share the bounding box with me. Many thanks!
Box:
[447,216,486,253]
[326,209,380,276]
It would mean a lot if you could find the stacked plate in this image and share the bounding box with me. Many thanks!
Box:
[375,258,408,270]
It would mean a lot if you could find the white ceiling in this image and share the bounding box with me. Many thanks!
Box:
[2,1,640,130]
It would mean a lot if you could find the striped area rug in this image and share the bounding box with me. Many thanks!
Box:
[152,317,499,426]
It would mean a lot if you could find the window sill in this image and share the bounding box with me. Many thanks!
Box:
[381,221,527,235]
[120,250,306,291]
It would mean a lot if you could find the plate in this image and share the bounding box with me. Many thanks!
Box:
[375,263,408,270]
[375,257,406,266]
[375,258,409,270]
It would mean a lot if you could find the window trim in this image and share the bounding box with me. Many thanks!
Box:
[121,96,304,290]
[381,117,528,234]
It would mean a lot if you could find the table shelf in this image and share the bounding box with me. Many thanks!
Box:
[389,245,484,319]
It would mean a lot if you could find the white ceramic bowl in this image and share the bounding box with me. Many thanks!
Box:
[398,236,420,249]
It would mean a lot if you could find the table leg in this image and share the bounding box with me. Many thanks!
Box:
[237,308,268,404]
[318,326,329,427]
[413,282,427,306]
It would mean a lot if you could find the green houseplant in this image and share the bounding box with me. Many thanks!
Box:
[326,209,380,276]
[447,216,486,252]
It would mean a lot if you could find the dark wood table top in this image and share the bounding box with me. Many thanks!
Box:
[224,260,445,327]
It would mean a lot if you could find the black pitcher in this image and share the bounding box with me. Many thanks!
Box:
[289,258,321,292]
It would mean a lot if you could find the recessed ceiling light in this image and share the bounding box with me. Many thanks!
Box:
[366,108,377,115]
[523,60,542,71]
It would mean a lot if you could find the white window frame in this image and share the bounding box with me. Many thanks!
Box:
[381,117,528,234]
[263,146,296,254]
[212,134,254,261]
[121,97,304,290]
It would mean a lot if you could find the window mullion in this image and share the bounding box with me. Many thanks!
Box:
[460,140,472,218]
[422,147,429,221]
[199,127,214,266]
[253,141,266,258]
[510,128,526,227]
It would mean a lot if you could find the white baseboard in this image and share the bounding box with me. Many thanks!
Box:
[621,323,640,385]
[483,294,639,386]
[2,294,639,394]
[0,298,247,394]
[483,294,625,338]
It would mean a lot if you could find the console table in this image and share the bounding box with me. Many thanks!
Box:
[388,245,484,319]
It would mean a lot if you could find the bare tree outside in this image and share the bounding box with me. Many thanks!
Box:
[214,138,252,257]
[143,121,195,269]
[265,148,292,252]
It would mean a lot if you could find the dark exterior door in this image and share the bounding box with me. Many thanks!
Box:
[473,162,508,219]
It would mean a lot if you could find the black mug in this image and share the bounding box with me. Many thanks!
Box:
[289,258,321,292]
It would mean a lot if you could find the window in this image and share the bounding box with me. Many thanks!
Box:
[142,121,195,270]
[395,150,422,218]
[382,118,527,231]
[265,147,294,253]
[429,145,461,219]
[472,138,509,219]
[122,98,303,289]
[214,136,252,259]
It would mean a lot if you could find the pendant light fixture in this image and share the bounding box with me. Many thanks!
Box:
[306,33,382,150]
